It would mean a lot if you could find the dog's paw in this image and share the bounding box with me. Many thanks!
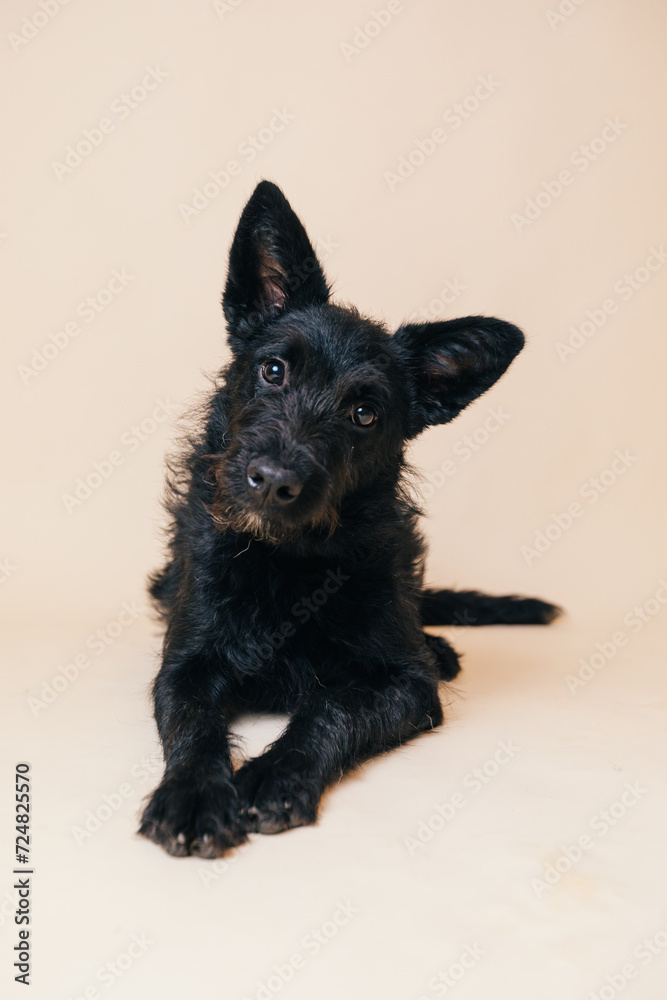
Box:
[234,757,319,835]
[138,771,247,858]
[424,633,461,681]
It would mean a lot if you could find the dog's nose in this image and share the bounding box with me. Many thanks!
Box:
[246,457,304,506]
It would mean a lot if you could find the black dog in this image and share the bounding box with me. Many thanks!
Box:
[139,180,559,858]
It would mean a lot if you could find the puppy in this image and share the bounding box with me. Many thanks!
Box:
[139,181,559,857]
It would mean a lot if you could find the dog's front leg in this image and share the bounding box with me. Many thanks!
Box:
[139,647,246,858]
[234,667,443,835]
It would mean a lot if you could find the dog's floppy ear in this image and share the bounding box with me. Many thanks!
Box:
[393,316,525,437]
[222,181,329,346]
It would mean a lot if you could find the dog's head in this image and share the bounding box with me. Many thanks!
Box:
[209,181,524,543]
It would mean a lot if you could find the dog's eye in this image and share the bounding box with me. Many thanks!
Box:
[261,359,286,386]
[351,404,378,427]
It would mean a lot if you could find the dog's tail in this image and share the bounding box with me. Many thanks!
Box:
[421,588,562,627]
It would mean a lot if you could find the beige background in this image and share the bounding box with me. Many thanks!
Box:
[2,1,667,998]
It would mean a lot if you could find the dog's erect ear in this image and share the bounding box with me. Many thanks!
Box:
[393,316,525,437]
[222,181,329,345]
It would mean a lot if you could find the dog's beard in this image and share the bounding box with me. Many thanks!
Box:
[208,493,340,544]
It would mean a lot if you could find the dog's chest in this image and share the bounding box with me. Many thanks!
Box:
[227,554,351,623]
[218,549,375,671]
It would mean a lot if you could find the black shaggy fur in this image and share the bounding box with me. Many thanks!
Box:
[139,181,560,857]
